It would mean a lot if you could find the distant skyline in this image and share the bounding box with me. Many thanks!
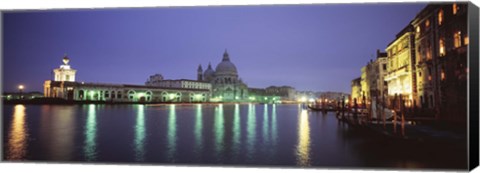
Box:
[3,3,426,93]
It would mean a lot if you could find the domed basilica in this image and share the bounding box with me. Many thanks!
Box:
[197,50,248,101]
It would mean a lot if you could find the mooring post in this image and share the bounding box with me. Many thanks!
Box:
[400,95,405,137]
[382,93,386,129]
[393,94,398,134]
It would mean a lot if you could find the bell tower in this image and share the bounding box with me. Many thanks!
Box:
[53,55,77,82]
[197,64,203,81]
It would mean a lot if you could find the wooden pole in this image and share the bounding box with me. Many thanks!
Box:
[393,94,398,134]
[401,96,405,137]
[382,93,386,129]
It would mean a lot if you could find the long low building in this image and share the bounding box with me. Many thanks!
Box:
[43,56,210,103]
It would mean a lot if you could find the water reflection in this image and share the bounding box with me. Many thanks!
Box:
[271,104,278,146]
[194,104,203,157]
[84,104,97,161]
[232,104,241,158]
[7,105,28,160]
[214,104,225,160]
[166,104,177,161]
[134,105,146,161]
[246,104,256,160]
[49,106,76,160]
[262,104,269,146]
[296,109,311,166]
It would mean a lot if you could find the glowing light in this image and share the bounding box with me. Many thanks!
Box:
[235,96,239,100]
[308,98,315,102]
[137,93,144,97]
[168,94,175,100]
[299,96,307,102]
[18,85,24,90]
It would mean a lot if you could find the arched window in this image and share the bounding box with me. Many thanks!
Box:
[117,91,122,99]
[79,90,84,100]
[111,91,116,99]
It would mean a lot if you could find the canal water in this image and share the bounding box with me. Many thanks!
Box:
[2,104,466,169]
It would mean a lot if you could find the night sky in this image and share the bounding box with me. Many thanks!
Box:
[2,3,426,93]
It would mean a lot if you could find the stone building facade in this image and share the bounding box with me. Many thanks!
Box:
[384,24,417,107]
[412,3,468,122]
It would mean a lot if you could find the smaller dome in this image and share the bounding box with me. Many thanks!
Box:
[204,63,215,79]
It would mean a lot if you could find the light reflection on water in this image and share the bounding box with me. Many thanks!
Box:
[194,104,203,158]
[84,104,97,161]
[246,104,256,161]
[167,104,177,162]
[262,104,269,146]
[6,105,28,160]
[214,104,225,160]
[2,104,466,169]
[134,105,146,161]
[232,104,241,159]
[296,109,311,167]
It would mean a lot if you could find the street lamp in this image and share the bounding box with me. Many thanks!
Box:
[18,85,24,99]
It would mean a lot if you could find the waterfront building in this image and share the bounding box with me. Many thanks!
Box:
[363,50,389,102]
[199,50,249,102]
[357,64,370,103]
[265,85,296,101]
[146,75,211,90]
[412,3,468,122]
[2,92,43,100]
[351,77,362,103]
[375,50,389,98]
[44,56,210,102]
[384,24,417,107]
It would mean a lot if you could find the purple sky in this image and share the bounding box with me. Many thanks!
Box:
[3,3,426,93]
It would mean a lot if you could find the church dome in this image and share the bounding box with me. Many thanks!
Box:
[215,50,238,75]
[204,63,215,79]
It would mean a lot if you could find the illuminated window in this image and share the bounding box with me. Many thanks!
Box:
[453,3,458,15]
[426,45,432,60]
[416,26,421,33]
[438,9,444,25]
[454,31,462,48]
[464,36,469,45]
[425,19,430,28]
[439,38,446,56]
[441,67,446,81]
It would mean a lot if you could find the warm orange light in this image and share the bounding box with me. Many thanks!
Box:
[453,3,458,15]
[18,85,24,90]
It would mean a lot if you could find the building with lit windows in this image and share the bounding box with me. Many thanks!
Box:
[384,24,417,107]
[412,3,468,122]
[44,56,210,103]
